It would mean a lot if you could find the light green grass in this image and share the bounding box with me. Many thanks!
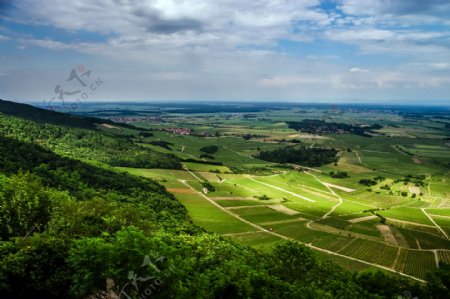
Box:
[174,193,256,234]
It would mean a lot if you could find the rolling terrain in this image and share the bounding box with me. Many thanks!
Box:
[100,102,450,281]
[0,100,449,298]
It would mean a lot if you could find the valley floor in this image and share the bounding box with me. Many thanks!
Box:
[121,165,450,282]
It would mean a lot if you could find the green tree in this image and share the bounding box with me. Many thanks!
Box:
[0,172,52,239]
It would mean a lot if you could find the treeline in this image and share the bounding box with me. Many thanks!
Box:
[0,99,118,130]
[256,146,338,167]
[0,136,182,212]
[0,111,181,169]
[286,120,382,137]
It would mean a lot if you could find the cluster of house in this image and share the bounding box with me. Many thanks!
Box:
[109,116,160,124]
[164,128,192,135]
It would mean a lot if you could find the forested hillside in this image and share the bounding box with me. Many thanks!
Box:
[0,99,113,130]
[0,100,447,298]
[0,99,181,169]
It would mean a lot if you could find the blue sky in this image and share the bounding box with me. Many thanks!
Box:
[0,0,450,104]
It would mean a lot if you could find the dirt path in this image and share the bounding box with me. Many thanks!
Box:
[210,196,256,200]
[412,156,422,164]
[386,217,436,228]
[355,151,362,163]
[248,177,315,202]
[227,205,266,210]
[222,146,253,159]
[259,218,306,226]
[222,231,262,237]
[362,150,390,154]
[422,208,449,239]
[303,172,343,237]
[416,239,421,249]
[100,123,120,129]
[432,250,439,268]
[348,215,378,223]
[345,199,378,209]
[179,180,266,233]
[308,173,343,219]
[267,204,300,215]
[183,165,203,182]
[179,179,425,282]
[377,224,399,246]
[392,248,402,269]
[322,182,355,193]
[166,188,196,194]
[291,164,323,173]
[297,187,337,201]
[299,184,334,196]
[429,214,450,219]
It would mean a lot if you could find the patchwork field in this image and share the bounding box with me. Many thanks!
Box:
[114,105,449,282]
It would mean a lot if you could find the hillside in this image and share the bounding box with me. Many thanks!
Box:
[0,99,181,169]
[0,99,113,130]
[0,101,448,298]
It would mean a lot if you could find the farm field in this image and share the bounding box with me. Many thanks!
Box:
[111,104,450,283]
[4,0,450,294]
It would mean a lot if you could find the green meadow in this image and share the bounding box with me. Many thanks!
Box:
[117,106,450,282]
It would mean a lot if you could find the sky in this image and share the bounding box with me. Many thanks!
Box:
[0,0,450,104]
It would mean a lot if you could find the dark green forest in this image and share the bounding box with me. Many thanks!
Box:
[0,100,448,298]
[286,120,382,137]
[256,146,338,167]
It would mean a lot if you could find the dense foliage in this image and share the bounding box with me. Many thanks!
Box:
[201,181,216,192]
[199,145,220,155]
[148,140,173,150]
[256,146,338,167]
[359,176,385,187]
[0,99,108,130]
[0,100,181,169]
[286,120,382,137]
[330,171,349,178]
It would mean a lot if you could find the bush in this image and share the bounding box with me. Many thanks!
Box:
[199,153,215,160]
[199,145,219,155]
[201,181,216,192]
[359,179,377,186]
[330,171,349,178]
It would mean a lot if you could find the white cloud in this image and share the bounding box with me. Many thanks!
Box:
[339,0,450,24]
[259,75,325,87]
[10,0,330,49]
[325,28,447,43]
[349,67,369,73]
[1,0,450,102]
[430,63,450,69]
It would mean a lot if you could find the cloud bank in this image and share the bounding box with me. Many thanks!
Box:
[0,0,449,103]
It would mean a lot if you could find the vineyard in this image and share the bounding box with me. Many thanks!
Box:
[402,251,436,279]
[338,239,398,267]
